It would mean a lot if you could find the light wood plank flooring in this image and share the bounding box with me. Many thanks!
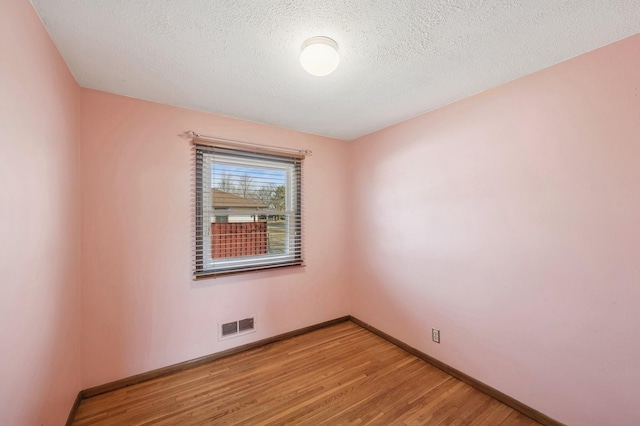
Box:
[73,321,540,425]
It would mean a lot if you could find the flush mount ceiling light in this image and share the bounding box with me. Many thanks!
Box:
[300,36,340,77]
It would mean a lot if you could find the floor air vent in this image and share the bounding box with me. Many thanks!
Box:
[220,317,256,340]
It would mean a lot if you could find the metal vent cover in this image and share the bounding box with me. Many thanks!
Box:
[221,321,238,337]
[238,317,254,332]
[219,317,256,340]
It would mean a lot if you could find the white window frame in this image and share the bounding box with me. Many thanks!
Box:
[194,145,303,278]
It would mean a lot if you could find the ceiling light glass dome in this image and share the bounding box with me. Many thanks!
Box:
[300,36,340,77]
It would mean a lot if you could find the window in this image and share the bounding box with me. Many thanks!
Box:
[194,143,304,277]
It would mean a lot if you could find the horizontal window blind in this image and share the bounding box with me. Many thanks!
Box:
[195,144,304,277]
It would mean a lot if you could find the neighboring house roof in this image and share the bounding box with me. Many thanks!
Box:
[212,189,267,209]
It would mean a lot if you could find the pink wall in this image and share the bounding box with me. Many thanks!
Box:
[79,89,350,388]
[0,0,81,424]
[349,34,640,426]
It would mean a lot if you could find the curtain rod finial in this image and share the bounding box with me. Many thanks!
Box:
[182,130,200,138]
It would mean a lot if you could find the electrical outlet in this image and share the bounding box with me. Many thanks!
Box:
[432,328,440,343]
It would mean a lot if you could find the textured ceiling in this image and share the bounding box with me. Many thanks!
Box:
[31,0,640,140]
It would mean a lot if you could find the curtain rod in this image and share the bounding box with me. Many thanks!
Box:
[184,130,312,157]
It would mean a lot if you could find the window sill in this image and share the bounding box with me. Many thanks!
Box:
[194,262,306,280]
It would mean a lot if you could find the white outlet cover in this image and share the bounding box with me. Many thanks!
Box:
[432,329,440,343]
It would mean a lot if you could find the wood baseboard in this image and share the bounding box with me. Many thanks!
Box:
[348,316,564,426]
[80,316,350,399]
[65,391,82,426]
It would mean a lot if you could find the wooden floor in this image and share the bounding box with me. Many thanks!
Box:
[73,321,540,425]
